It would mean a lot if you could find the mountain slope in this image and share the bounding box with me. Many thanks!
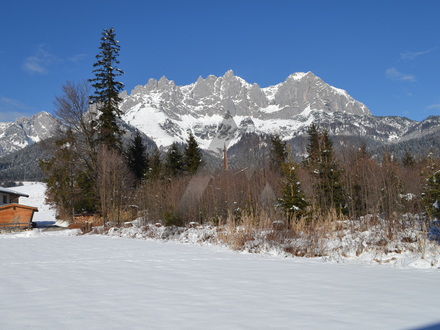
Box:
[119,70,371,149]
[0,111,61,158]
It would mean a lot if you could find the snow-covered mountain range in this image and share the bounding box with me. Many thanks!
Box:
[0,111,60,158]
[118,70,440,154]
[1,70,440,160]
[119,70,372,149]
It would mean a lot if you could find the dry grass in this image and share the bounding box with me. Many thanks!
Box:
[209,206,439,260]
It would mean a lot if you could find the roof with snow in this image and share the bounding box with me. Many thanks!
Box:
[0,187,29,198]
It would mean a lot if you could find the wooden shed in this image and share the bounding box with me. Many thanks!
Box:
[0,187,38,229]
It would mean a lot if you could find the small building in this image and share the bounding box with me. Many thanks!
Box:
[0,187,38,229]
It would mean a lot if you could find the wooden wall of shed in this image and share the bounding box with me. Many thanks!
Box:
[0,204,37,227]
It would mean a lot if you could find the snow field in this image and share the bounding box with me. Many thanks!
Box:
[0,233,440,330]
[2,182,440,329]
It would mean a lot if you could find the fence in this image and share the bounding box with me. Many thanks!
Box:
[0,222,33,230]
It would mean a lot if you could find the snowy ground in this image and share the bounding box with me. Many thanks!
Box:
[11,182,56,226]
[1,183,440,329]
[1,231,440,330]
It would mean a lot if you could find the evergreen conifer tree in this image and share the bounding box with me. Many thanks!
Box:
[303,123,347,215]
[40,130,81,221]
[126,130,149,184]
[349,140,371,217]
[278,159,309,221]
[319,129,346,215]
[379,150,403,216]
[148,148,163,180]
[269,133,288,173]
[183,132,205,175]
[74,170,97,213]
[402,150,415,167]
[358,140,370,159]
[165,142,184,177]
[89,27,125,150]
[305,122,321,169]
[424,160,440,218]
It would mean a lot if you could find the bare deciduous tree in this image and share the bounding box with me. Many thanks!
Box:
[97,147,135,226]
[53,80,98,171]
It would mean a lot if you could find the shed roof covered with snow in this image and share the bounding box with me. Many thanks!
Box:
[0,187,29,198]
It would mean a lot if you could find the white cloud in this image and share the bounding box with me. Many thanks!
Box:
[403,88,412,96]
[401,48,436,60]
[68,54,88,64]
[385,68,416,82]
[0,97,34,121]
[426,104,440,110]
[0,110,26,122]
[1,97,33,111]
[21,44,62,75]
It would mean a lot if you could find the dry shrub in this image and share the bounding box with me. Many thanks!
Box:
[122,143,439,258]
[97,146,135,225]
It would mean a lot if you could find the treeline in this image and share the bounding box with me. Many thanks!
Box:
[133,124,440,227]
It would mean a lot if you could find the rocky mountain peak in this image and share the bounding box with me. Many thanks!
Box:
[224,69,235,79]
[0,111,60,157]
[192,76,212,99]
[118,70,376,149]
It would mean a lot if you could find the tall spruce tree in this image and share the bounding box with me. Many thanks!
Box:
[303,123,346,215]
[183,132,205,175]
[165,142,184,177]
[148,148,163,180]
[319,129,346,215]
[269,133,288,173]
[305,122,321,168]
[126,130,149,184]
[89,27,125,150]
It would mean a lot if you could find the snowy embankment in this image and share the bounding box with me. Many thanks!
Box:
[101,220,440,270]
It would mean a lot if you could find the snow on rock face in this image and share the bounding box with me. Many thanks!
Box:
[118,71,439,152]
[0,111,60,157]
[119,70,372,149]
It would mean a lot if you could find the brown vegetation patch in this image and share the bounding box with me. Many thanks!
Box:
[67,215,103,232]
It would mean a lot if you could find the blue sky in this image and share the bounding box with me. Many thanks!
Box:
[1,0,439,122]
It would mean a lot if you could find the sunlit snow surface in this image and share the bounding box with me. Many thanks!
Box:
[0,233,439,330]
[10,182,56,224]
[1,183,440,329]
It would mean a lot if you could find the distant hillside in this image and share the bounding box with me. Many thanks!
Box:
[0,142,48,182]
